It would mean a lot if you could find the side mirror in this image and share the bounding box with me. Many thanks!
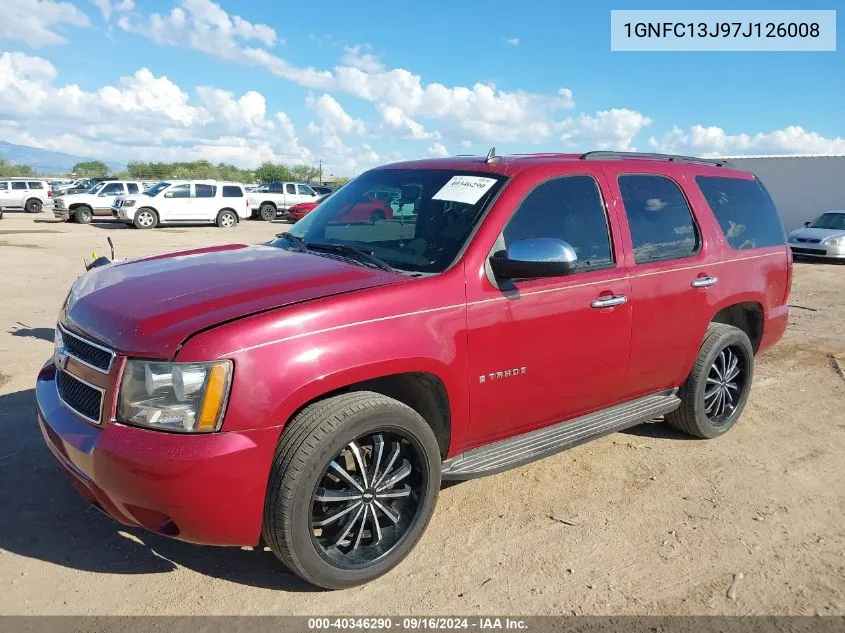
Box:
[489,238,578,280]
[804,221,811,227]
[163,191,173,198]
[311,191,317,196]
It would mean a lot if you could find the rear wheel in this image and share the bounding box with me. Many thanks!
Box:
[259,203,277,222]
[666,323,754,439]
[263,392,441,589]
[134,207,158,229]
[217,209,237,228]
[74,205,93,224]
[25,198,42,213]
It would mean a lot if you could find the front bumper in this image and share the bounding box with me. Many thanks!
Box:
[788,242,845,259]
[36,362,279,546]
[53,208,69,219]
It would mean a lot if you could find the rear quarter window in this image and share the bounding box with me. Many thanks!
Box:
[222,185,243,197]
[695,176,786,250]
[28,181,44,189]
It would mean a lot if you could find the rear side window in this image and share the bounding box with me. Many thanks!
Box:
[127,183,139,194]
[695,176,785,250]
[503,175,613,269]
[286,183,296,194]
[618,175,699,264]
[269,182,282,193]
[11,181,27,190]
[28,181,43,189]
[194,184,217,198]
[222,185,243,197]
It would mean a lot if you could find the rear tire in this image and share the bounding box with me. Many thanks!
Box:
[371,210,386,224]
[666,323,754,439]
[74,205,93,224]
[134,207,158,229]
[25,198,42,213]
[259,203,277,222]
[262,392,441,589]
[217,209,237,228]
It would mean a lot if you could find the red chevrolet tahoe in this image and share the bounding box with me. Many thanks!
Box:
[37,151,791,589]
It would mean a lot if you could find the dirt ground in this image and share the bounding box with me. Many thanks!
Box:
[0,211,842,616]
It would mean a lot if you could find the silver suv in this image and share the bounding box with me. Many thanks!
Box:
[0,178,52,214]
[53,180,144,223]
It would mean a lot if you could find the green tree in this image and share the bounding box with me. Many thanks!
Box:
[255,161,292,183]
[290,164,320,183]
[73,160,110,177]
[0,159,35,176]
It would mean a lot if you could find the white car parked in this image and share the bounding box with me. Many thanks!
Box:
[0,178,52,213]
[53,180,144,223]
[247,181,319,221]
[112,180,249,228]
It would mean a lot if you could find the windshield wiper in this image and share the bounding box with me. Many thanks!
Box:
[306,242,394,272]
[274,232,307,252]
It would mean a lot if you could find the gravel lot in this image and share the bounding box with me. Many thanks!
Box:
[0,212,843,615]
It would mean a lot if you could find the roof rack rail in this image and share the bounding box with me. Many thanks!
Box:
[579,151,730,167]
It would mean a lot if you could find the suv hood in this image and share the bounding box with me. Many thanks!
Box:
[62,244,404,359]
[789,227,845,241]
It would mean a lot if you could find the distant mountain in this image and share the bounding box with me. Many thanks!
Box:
[0,141,125,174]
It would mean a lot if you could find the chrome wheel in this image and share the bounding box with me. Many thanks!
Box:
[704,345,747,426]
[219,211,236,228]
[310,431,423,569]
[137,210,154,227]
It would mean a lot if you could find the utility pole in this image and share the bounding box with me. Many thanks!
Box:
[318,158,322,184]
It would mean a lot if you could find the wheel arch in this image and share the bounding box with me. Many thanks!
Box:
[710,299,764,353]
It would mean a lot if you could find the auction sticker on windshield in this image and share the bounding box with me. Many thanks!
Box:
[432,176,498,205]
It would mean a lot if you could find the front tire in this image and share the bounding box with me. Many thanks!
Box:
[216,209,237,228]
[74,205,93,224]
[133,207,158,229]
[25,198,42,213]
[666,323,754,439]
[263,392,441,589]
[259,203,277,222]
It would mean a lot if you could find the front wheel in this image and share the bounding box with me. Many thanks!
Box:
[133,207,158,229]
[74,205,93,224]
[259,204,277,222]
[263,392,441,589]
[666,323,754,439]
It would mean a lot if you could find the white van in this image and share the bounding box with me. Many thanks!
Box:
[112,180,249,228]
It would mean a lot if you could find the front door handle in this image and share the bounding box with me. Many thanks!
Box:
[691,276,719,288]
[591,295,628,309]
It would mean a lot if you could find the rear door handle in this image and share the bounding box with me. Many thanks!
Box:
[691,276,719,288]
[591,295,628,309]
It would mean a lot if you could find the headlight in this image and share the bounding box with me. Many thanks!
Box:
[822,236,845,247]
[118,359,232,433]
[123,200,136,207]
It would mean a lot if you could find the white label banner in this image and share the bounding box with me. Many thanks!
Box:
[432,176,498,205]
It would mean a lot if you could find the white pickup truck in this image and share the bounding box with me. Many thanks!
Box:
[247,181,319,221]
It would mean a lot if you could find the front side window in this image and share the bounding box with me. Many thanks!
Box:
[502,175,613,270]
[11,181,26,190]
[167,184,190,198]
[286,183,296,194]
[618,174,699,264]
[194,184,216,198]
[280,169,506,274]
[222,185,243,197]
[0,182,7,191]
[695,176,786,249]
[101,183,124,195]
[28,181,43,189]
[297,184,314,196]
[808,212,845,230]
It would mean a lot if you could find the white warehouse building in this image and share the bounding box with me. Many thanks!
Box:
[717,155,845,232]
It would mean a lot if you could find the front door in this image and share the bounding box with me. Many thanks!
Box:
[159,183,192,220]
[0,182,12,206]
[466,173,633,448]
[95,182,125,214]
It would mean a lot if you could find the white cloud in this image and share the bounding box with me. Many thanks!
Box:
[559,108,652,150]
[376,104,439,140]
[341,45,384,73]
[503,37,520,46]
[306,93,366,136]
[1,0,90,47]
[91,0,133,21]
[427,142,449,158]
[649,124,845,156]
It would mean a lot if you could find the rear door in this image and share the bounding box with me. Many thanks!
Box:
[192,183,218,221]
[283,183,297,209]
[600,164,719,398]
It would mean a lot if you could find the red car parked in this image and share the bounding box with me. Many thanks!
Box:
[287,192,393,223]
[37,151,790,589]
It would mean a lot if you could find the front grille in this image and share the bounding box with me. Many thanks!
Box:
[790,246,825,255]
[60,325,114,372]
[795,237,821,244]
[57,370,103,423]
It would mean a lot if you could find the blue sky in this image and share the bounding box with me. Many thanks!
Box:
[1,0,842,174]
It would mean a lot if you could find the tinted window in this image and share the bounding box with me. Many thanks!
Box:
[28,181,43,189]
[168,184,190,198]
[127,183,139,194]
[286,183,296,194]
[269,182,282,193]
[101,183,124,195]
[695,176,785,250]
[618,175,699,264]
[11,181,26,190]
[194,184,216,198]
[222,185,243,197]
[503,176,613,269]
[297,184,314,195]
[0,183,7,190]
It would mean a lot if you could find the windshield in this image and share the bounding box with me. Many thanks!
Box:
[809,212,845,230]
[273,168,506,274]
[145,182,171,197]
[87,182,104,194]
